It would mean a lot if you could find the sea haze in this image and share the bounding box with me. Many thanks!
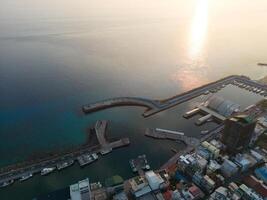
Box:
[1,0,267,199]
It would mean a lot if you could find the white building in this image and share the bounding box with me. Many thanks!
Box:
[70,178,91,200]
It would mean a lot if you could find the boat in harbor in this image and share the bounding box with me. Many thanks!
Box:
[201,130,209,135]
[19,173,33,182]
[129,154,150,173]
[0,179,14,188]
[41,167,56,176]
[56,159,74,170]
[204,90,209,95]
[171,148,178,153]
[77,153,98,167]
[129,160,137,172]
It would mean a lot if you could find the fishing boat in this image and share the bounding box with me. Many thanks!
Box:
[201,130,209,135]
[57,160,74,170]
[41,167,56,176]
[0,179,14,188]
[19,173,33,182]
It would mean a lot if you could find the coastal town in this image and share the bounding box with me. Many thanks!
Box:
[14,75,265,200]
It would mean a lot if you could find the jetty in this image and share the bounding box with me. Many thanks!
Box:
[145,128,199,146]
[0,120,130,189]
[82,75,267,118]
[160,125,224,170]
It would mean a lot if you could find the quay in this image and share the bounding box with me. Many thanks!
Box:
[145,128,200,146]
[195,105,226,125]
[0,121,130,188]
[82,75,267,118]
[184,95,240,125]
[95,120,112,155]
[160,124,224,170]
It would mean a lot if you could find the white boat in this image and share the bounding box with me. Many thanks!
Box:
[204,90,209,95]
[19,173,33,182]
[0,179,14,188]
[201,130,209,135]
[57,160,74,170]
[41,167,56,176]
[77,153,99,167]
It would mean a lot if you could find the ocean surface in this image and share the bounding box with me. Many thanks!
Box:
[1,0,267,199]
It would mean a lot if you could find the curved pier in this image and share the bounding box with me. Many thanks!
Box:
[82,97,161,114]
[82,75,266,117]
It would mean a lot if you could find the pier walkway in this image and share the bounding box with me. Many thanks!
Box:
[145,128,200,146]
[82,75,263,118]
[95,120,112,154]
[160,125,224,170]
[83,97,161,115]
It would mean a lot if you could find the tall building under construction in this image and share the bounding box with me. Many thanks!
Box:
[221,114,256,154]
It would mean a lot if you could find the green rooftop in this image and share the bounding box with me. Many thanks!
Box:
[105,175,124,187]
[232,114,253,124]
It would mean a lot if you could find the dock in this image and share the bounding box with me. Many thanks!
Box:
[82,75,267,118]
[0,120,130,189]
[160,125,224,170]
[95,120,112,154]
[145,128,199,146]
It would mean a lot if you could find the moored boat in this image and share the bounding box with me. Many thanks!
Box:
[41,167,56,176]
[19,173,33,182]
[0,179,14,188]
[57,159,74,170]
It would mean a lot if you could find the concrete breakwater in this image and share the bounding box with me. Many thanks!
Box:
[82,75,264,118]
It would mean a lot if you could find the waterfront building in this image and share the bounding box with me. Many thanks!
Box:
[105,175,124,187]
[204,95,240,117]
[70,178,91,200]
[221,114,256,153]
[145,171,165,191]
[201,141,220,158]
[128,176,151,198]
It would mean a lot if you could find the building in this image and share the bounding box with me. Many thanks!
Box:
[234,153,257,172]
[201,141,220,158]
[192,173,215,194]
[238,184,264,200]
[128,176,151,198]
[221,114,256,153]
[220,159,239,178]
[205,96,240,117]
[208,186,230,200]
[255,164,267,184]
[243,175,267,198]
[70,178,91,200]
[188,185,205,199]
[145,171,165,191]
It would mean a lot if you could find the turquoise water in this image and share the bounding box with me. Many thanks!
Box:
[1,0,267,199]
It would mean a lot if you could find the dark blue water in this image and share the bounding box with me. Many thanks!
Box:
[1,0,267,199]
